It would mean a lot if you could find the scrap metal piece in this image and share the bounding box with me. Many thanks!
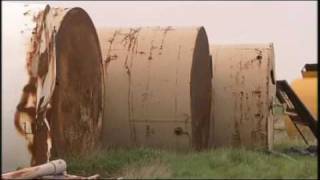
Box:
[1,159,66,179]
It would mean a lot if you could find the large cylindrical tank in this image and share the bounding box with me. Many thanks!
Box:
[209,44,276,150]
[284,64,317,143]
[2,3,103,172]
[98,27,212,150]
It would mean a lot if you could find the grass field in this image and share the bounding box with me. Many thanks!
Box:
[66,139,317,179]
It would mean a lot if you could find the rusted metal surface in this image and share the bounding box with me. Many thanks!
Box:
[98,26,211,150]
[209,44,276,150]
[48,6,103,160]
[3,3,103,171]
[2,159,66,179]
[3,3,48,172]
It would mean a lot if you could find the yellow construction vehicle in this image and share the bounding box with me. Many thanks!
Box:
[276,63,318,145]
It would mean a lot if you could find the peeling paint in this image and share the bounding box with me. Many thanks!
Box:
[13,5,103,167]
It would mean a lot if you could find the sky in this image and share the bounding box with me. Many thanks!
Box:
[3,1,318,82]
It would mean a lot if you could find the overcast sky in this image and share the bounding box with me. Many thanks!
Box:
[3,1,318,82]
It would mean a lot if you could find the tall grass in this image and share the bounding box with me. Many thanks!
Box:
[65,140,317,179]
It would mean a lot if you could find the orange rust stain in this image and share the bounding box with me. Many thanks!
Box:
[15,6,54,166]
[121,28,141,52]
[159,26,174,50]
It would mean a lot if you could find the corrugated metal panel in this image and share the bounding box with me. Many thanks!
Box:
[98,26,212,150]
[209,44,276,150]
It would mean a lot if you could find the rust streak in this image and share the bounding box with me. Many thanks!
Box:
[148,40,157,60]
[174,45,181,120]
[159,26,174,50]
[121,28,141,52]
[105,54,118,64]
[104,30,119,64]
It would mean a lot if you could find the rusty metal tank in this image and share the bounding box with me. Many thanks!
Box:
[2,3,103,171]
[98,26,212,150]
[209,44,276,150]
[284,64,317,142]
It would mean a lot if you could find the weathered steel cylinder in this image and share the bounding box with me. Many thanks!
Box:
[98,26,212,150]
[209,44,276,150]
[2,3,103,171]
